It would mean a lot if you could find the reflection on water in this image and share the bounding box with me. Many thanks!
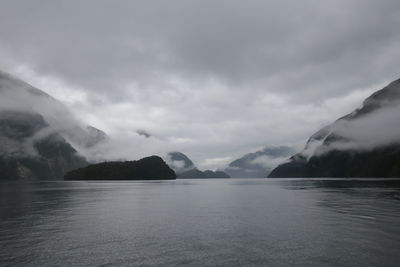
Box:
[0,179,400,266]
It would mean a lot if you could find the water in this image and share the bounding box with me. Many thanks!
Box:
[1,179,400,266]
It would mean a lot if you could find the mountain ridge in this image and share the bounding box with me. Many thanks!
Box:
[269,78,400,178]
[0,70,107,180]
[225,146,295,178]
[0,110,88,180]
[64,156,176,180]
[166,151,230,178]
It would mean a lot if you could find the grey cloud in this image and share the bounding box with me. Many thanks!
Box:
[318,104,400,154]
[250,155,291,170]
[0,1,400,168]
[136,130,151,138]
[298,79,400,158]
[0,71,107,157]
[1,0,400,99]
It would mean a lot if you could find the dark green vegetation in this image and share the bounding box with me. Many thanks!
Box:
[269,79,400,178]
[64,156,176,180]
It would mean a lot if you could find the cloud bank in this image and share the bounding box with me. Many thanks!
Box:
[318,104,400,154]
[1,0,400,169]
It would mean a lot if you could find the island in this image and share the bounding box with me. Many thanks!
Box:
[64,156,176,180]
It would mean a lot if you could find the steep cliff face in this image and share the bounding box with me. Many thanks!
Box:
[269,79,400,178]
[0,70,108,180]
[0,70,107,149]
[0,111,87,180]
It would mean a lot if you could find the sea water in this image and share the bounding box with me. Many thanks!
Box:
[1,179,399,266]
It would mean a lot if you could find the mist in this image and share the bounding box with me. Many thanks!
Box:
[321,104,400,153]
[1,1,400,169]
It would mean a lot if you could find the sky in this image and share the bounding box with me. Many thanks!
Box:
[1,0,400,169]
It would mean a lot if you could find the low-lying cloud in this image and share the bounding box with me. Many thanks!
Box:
[320,104,400,153]
[250,155,292,170]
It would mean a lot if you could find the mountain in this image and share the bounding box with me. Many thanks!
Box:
[166,152,230,178]
[269,78,400,178]
[166,152,196,172]
[0,111,87,180]
[225,146,295,178]
[0,70,107,149]
[0,70,107,180]
[64,156,176,180]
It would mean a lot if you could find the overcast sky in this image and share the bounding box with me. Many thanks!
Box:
[1,0,400,169]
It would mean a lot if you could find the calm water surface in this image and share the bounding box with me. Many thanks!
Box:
[1,179,400,266]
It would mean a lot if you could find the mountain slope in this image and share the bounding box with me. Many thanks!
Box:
[269,79,400,178]
[0,70,106,180]
[0,70,107,149]
[225,146,295,178]
[0,111,87,180]
[64,156,176,180]
[166,152,230,178]
[166,152,196,173]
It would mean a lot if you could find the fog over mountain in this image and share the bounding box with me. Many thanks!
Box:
[166,152,196,173]
[304,79,400,156]
[1,1,400,169]
[0,110,88,180]
[269,79,400,177]
[225,146,296,178]
[0,71,108,179]
[165,152,230,178]
[0,71,107,157]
